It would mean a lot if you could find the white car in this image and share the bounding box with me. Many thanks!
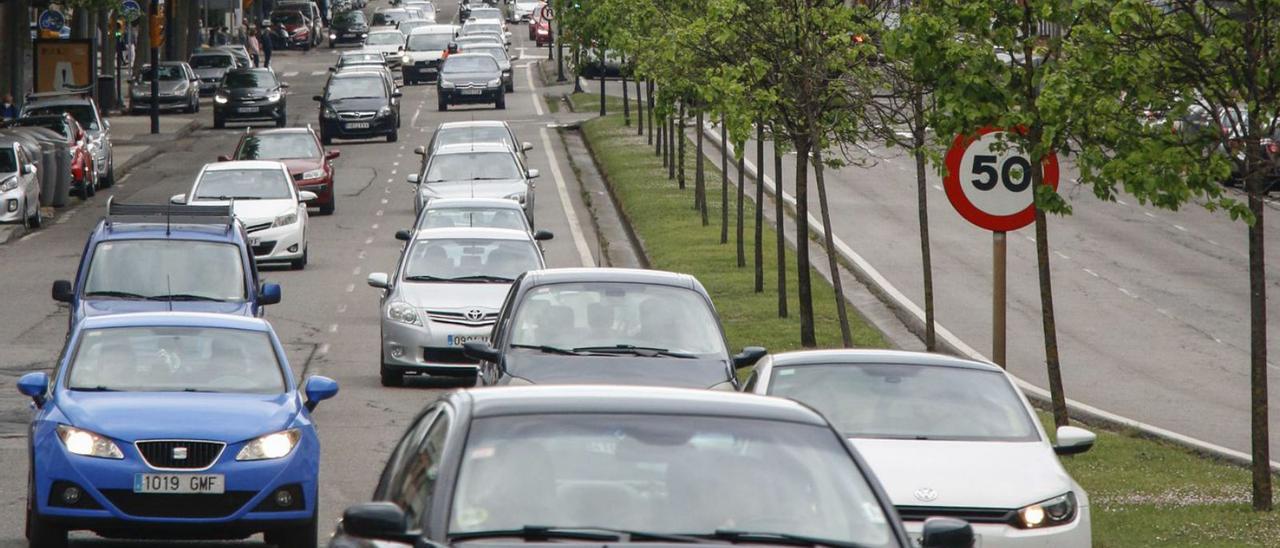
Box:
[362,29,408,71]
[0,139,43,227]
[401,25,457,84]
[746,349,1094,547]
[175,160,313,269]
[510,0,540,22]
[403,0,438,22]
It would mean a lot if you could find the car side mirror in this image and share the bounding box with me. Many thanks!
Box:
[312,94,324,101]
[732,346,767,368]
[533,229,554,241]
[920,517,974,548]
[367,272,391,289]
[521,141,532,152]
[299,190,318,202]
[23,164,36,175]
[341,502,417,543]
[328,66,337,73]
[280,82,290,88]
[326,149,340,160]
[1053,426,1096,456]
[303,375,339,411]
[102,120,110,131]
[462,341,501,363]
[526,168,539,179]
[414,145,426,155]
[51,280,73,303]
[392,90,402,97]
[170,194,187,205]
[395,230,412,241]
[407,173,420,184]
[17,372,50,408]
[260,283,282,305]
[217,154,232,162]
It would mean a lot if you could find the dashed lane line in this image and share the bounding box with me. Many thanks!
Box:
[283,71,299,77]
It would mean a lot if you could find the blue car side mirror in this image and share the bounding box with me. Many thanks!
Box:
[260,283,282,305]
[17,372,50,407]
[304,375,339,412]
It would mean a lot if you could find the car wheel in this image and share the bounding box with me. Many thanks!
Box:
[380,360,404,387]
[303,42,312,52]
[100,161,115,188]
[26,473,67,548]
[496,94,506,110]
[28,203,43,228]
[387,131,398,143]
[438,98,447,112]
[276,115,287,128]
[214,115,225,129]
[84,176,97,198]
[290,246,308,270]
[505,80,514,93]
[319,194,335,215]
[264,509,317,548]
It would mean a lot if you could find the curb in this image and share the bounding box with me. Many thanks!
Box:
[700,122,1280,473]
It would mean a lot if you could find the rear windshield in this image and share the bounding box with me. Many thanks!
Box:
[190,55,233,69]
[408,32,453,51]
[236,133,320,160]
[443,56,499,74]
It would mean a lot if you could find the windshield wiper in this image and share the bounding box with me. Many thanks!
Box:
[448,275,514,283]
[509,344,580,355]
[451,526,705,543]
[571,345,699,358]
[404,275,449,282]
[148,294,228,302]
[70,385,119,392]
[83,290,149,299]
[698,530,870,548]
[199,195,260,200]
[470,176,511,181]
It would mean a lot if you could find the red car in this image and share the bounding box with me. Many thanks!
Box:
[222,127,340,215]
[270,9,317,50]
[2,113,97,198]
[530,6,553,46]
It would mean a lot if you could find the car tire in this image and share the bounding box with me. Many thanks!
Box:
[319,195,335,215]
[264,509,317,548]
[438,98,448,112]
[100,161,115,188]
[276,115,287,128]
[290,246,308,270]
[387,131,398,143]
[496,94,506,110]
[380,361,404,387]
[214,115,225,129]
[505,80,514,93]
[26,474,67,548]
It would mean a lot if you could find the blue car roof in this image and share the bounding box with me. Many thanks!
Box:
[79,312,272,332]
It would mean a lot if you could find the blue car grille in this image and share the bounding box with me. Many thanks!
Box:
[101,490,255,518]
[136,440,224,469]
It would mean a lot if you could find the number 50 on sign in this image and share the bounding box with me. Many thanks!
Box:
[943,127,1059,233]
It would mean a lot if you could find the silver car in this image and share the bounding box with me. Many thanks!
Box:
[407,142,538,223]
[0,139,43,227]
[367,226,546,386]
[189,50,238,95]
[129,62,201,114]
[21,92,115,188]
[415,120,532,171]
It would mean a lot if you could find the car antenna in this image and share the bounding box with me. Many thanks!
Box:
[166,274,173,312]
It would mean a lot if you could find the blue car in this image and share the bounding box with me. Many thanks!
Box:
[51,199,282,333]
[17,312,338,547]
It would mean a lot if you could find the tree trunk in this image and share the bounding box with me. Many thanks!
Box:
[677,104,686,190]
[598,47,606,116]
[659,113,667,165]
[754,123,765,292]
[1247,169,1272,511]
[99,11,116,111]
[813,149,853,347]
[720,114,729,244]
[696,110,706,214]
[794,139,815,347]
[647,81,655,145]
[912,95,937,351]
[775,138,788,318]
[634,77,643,136]
[737,151,746,267]
[621,65,629,126]
[668,114,676,180]
[1034,206,1069,427]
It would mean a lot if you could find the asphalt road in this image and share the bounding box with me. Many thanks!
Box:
[0,1,599,544]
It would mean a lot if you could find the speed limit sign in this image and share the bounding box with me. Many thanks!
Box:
[943,127,1059,232]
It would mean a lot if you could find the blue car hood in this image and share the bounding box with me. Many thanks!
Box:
[81,299,253,319]
[58,391,297,443]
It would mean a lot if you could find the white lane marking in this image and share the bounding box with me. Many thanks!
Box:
[1054,251,1070,260]
[1083,268,1099,277]
[328,323,339,333]
[1144,211,1156,218]
[1116,199,1128,206]
[396,153,403,158]
[1208,239,1220,246]
[117,174,131,184]
[372,223,379,230]
[539,127,595,266]
[365,236,374,244]
[1119,287,1136,298]
[895,131,912,138]
[310,71,328,76]
[357,250,366,260]
[393,162,399,166]
[283,71,299,77]
[526,64,544,116]
[1157,308,1171,316]
[337,303,347,313]
[352,266,362,275]
[411,108,422,128]
[1214,337,1223,344]
[1024,235,1035,243]
[1174,224,1187,232]
[381,198,389,204]
[345,283,355,292]
[931,184,942,191]
[391,169,397,175]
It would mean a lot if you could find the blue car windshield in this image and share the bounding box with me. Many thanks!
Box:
[84,240,247,301]
[67,326,286,394]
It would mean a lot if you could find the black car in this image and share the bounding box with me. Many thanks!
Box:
[315,71,401,144]
[329,9,369,47]
[213,68,289,129]
[329,385,973,548]
[462,268,766,389]
[436,53,505,111]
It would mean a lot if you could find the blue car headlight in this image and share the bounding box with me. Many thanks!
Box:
[57,425,124,459]
[236,429,301,461]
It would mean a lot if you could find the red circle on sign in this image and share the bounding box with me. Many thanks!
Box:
[943,127,1059,232]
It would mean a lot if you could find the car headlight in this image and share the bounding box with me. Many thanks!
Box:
[486,78,501,88]
[0,176,18,192]
[504,191,525,204]
[387,301,422,326]
[401,54,413,64]
[322,106,338,119]
[266,91,282,102]
[57,425,124,459]
[329,33,337,40]
[301,168,325,180]
[439,79,455,88]
[272,211,298,227]
[377,105,392,117]
[1017,492,1077,529]
[214,94,229,104]
[236,429,301,461]
[362,33,368,38]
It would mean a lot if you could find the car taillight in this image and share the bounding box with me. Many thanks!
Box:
[1268,141,1278,155]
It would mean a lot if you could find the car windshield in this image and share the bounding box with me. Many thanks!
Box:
[66,326,285,394]
[408,33,453,51]
[399,21,429,34]
[272,12,305,24]
[768,363,1040,442]
[334,11,365,25]
[435,126,513,150]
[418,207,527,230]
[4,117,69,137]
[509,282,728,355]
[139,65,185,81]
[84,240,247,301]
[451,414,896,547]
[327,76,386,99]
[190,55,233,69]
[237,134,320,160]
[403,238,540,282]
[224,71,275,88]
[366,32,404,45]
[26,105,98,131]
[426,152,520,181]
[194,168,292,200]
[443,56,499,74]
[469,10,501,20]
[0,149,18,172]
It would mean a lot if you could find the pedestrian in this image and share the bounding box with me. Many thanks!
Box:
[259,22,275,68]
[0,95,18,120]
[196,22,207,48]
[217,27,231,46]
[247,27,262,67]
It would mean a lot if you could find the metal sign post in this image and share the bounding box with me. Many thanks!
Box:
[993,231,1006,366]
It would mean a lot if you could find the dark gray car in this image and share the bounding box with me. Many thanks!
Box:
[436,53,504,110]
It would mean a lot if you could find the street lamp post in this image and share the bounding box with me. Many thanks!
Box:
[149,0,160,134]
[556,18,565,82]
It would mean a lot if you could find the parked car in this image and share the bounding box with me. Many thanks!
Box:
[408,142,535,219]
[128,62,201,114]
[2,112,97,199]
[362,28,409,71]
[189,50,238,96]
[329,9,370,47]
[329,385,973,548]
[50,198,281,332]
[367,226,547,386]
[315,70,402,143]
[175,160,313,269]
[22,91,115,188]
[270,9,319,50]
[213,68,290,129]
[401,25,457,84]
[462,268,767,388]
[745,349,1096,547]
[0,138,42,227]
[510,0,540,22]
[18,312,338,548]
[224,127,340,215]
[436,53,506,111]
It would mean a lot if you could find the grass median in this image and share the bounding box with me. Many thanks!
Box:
[578,102,1280,547]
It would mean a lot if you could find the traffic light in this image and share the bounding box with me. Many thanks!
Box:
[150,13,165,46]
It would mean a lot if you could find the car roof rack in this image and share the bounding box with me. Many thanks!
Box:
[25,89,94,101]
[105,196,235,235]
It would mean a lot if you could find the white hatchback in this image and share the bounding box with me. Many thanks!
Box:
[746,349,1094,548]
[0,140,42,227]
[175,160,313,269]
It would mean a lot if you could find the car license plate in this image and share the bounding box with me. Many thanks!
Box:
[134,473,225,494]
[249,237,261,246]
[236,107,257,113]
[461,89,482,96]
[447,335,488,346]
[345,122,370,129]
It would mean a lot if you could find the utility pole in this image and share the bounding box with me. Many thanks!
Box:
[149,0,162,134]
[555,17,565,82]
